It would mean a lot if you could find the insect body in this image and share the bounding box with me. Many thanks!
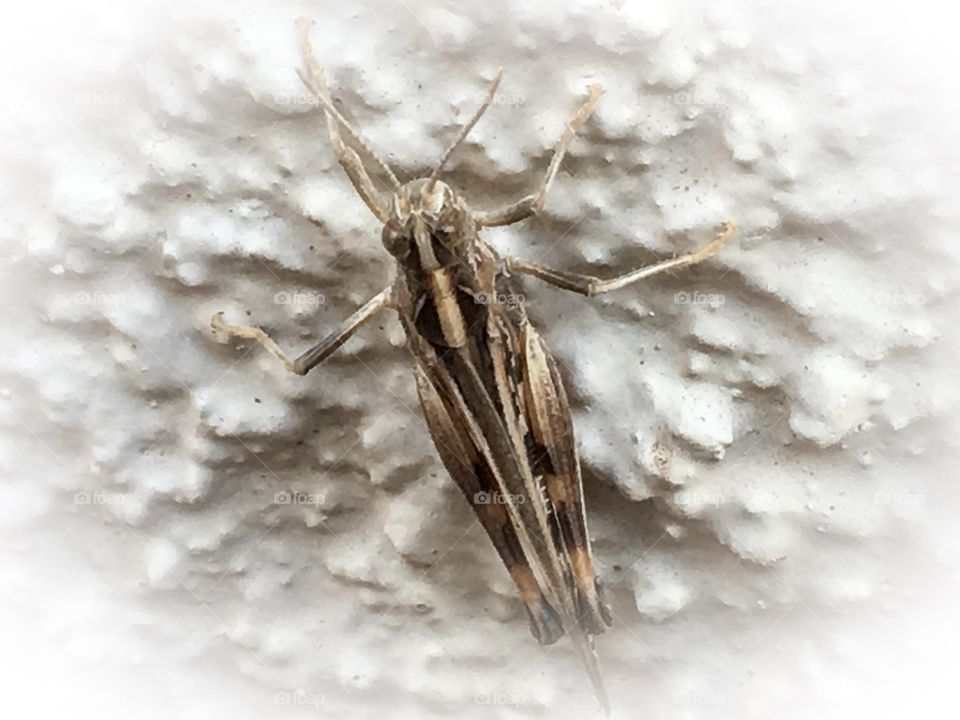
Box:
[212,19,736,715]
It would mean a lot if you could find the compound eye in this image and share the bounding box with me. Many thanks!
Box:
[381,222,410,259]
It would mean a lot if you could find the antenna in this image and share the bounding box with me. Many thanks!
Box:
[426,68,504,192]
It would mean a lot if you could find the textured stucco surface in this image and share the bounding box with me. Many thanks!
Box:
[2,1,959,718]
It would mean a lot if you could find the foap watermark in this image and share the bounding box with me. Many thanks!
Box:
[75,91,126,107]
[274,491,326,507]
[874,491,925,508]
[474,691,534,707]
[678,490,727,507]
[74,490,125,506]
[74,291,125,306]
[672,90,725,108]
[675,690,726,706]
[472,291,525,308]
[272,93,322,108]
[274,690,325,708]
[274,290,326,307]
[674,290,725,307]
[870,290,924,307]
[471,92,526,107]
[473,490,524,505]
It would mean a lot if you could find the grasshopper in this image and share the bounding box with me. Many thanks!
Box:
[211,19,736,714]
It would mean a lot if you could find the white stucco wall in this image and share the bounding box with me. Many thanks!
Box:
[2,1,958,718]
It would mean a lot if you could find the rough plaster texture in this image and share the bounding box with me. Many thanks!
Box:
[2,1,959,718]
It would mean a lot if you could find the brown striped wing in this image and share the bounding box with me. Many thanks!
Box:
[398,245,611,710]
[517,322,612,635]
[410,343,566,644]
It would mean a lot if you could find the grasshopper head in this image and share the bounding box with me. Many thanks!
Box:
[381,178,472,271]
[375,69,504,272]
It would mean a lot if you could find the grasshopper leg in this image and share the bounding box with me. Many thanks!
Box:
[210,286,392,375]
[475,83,603,228]
[507,221,737,296]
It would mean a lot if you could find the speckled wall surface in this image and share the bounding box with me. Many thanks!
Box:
[2,1,958,718]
